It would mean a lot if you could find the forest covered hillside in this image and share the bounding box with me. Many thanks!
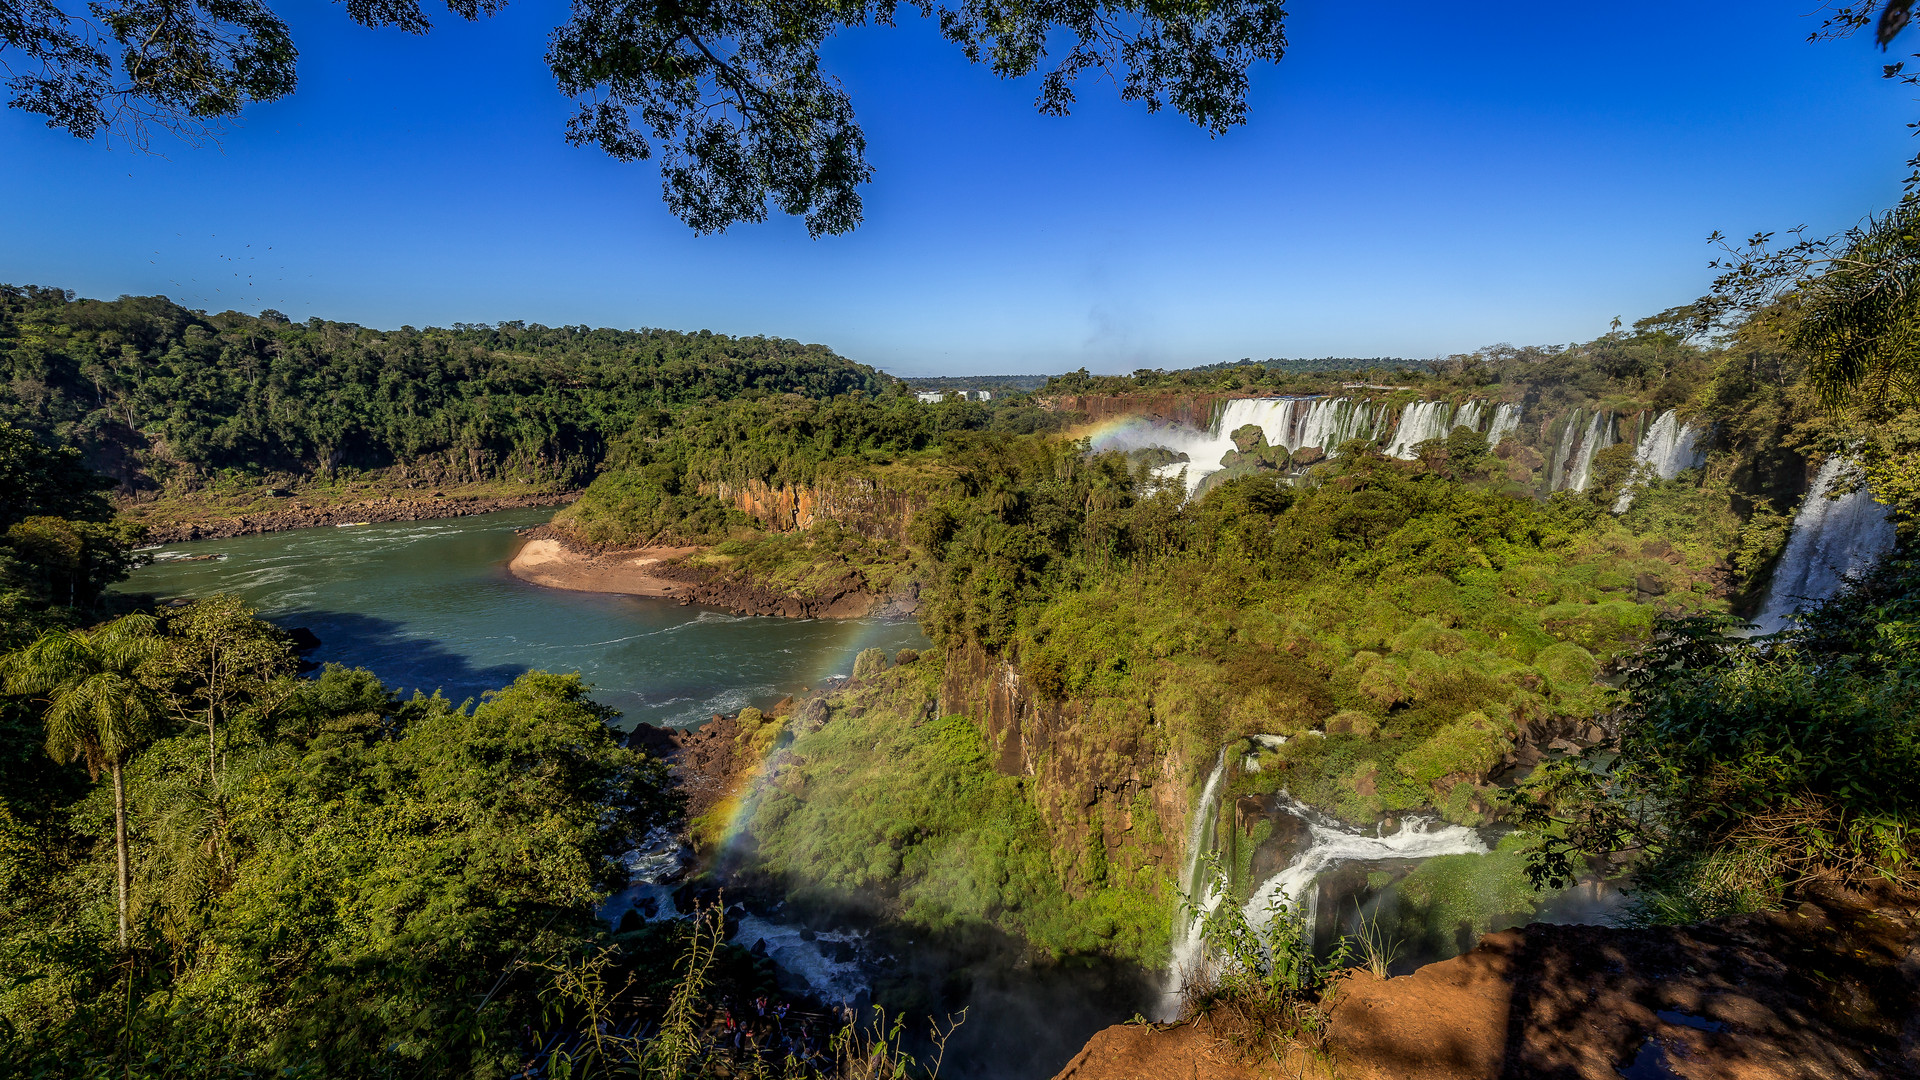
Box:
[538,290,1914,990]
[0,284,890,495]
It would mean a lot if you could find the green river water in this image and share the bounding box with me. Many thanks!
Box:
[116,508,929,728]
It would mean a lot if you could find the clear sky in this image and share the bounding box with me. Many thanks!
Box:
[2,1,1914,375]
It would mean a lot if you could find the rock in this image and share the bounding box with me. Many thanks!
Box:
[1634,572,1667,595]
[1583,724,1606,743]
[1547,737,1581,753]
[1291,445,1326,467]
[851,647,890,681]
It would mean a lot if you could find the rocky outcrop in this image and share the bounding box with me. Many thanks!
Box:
[649,561,901,618]
[701,476,935,542]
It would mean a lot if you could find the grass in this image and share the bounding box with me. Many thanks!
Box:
[742,660,1175,965]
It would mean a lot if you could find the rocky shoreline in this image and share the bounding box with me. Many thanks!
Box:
[131,491,581,544]
[507,525,917,619]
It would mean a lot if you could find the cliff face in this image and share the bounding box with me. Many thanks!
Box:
[1044,392,1241,428]
[937,643,1191,901]
[700,477,917,541]
[700,467,959,543]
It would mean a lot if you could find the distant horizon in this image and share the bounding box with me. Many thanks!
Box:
[12,281,1448,380]
[5,1,1907,376]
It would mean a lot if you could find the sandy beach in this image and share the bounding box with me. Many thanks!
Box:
[507,536,702,597]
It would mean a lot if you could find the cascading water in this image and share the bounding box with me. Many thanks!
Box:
[1547,410,1584,491]
[1455,401,1485,438]
[1485,403,1523,449]
[1750,456,1897,634]
[1239,801,1488,940]
[1093,397,1519,493]
[1158,746,1489,1019]
[1158,750,1230,1019]
[1611,410,1706,512]
[1093,397,1390,495]
[1562,412,1613,493]
[1383,401,1455,459]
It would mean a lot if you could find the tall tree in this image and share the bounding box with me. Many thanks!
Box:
[1,614,163,947]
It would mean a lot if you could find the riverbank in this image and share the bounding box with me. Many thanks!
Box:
[120,480,580,543]
[507,525,915,618]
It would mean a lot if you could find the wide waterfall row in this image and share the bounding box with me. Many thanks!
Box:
[1093,395,1527,496]
[1751,456,1897,634]
[1213,396,1389,455]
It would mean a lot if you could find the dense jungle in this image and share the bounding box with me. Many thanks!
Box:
[2,218,1918,1077]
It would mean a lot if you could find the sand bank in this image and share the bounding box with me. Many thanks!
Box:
[507,537,701,598]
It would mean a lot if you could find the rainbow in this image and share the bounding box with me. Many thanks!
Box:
[696,617,922,854]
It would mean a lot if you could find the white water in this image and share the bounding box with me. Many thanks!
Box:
[732,916,871,1007]
[1159,751,1231,1017]
[1383,401,1454,460]
[1486,403,1523,449]
[1240,801,1488,937]
[1612,410,1706,512]
[1750,456,1897,634]
[1159,753,1488,1019]
[601,826,692,925]
[1095,397,1519,493]
[1562,412,1612,493]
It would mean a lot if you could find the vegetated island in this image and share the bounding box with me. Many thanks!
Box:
[3,280,1918,1079]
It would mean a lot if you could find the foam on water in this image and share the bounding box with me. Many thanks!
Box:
[731,916,870,1007]
[1240,801,1488,934]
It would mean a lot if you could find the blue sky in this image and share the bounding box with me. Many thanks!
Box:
[2,1,1914,374]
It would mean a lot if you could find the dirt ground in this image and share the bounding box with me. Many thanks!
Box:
[1055,883,1920,1080]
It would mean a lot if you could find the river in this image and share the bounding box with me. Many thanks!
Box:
[118,509,1142,1078]
[117,509,929,729]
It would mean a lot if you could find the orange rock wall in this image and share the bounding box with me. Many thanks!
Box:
[701,476,929,543]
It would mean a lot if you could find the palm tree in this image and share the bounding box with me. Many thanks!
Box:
[1,614,163,948]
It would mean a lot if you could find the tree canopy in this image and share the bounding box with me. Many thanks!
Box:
[4,0,1287,233]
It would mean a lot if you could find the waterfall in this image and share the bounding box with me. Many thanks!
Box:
[1240,800,1487,940]
[1092,397,1390,495]
[1159,755,1489,1019]
[1750,457,1897,634]
[1383,401,1454,459]
[1562,412,1613,493]
[1611,410,1706,512]
[1292,397,1388,453]
[1486,403,1523,448]
[1455,400,1486,437]
[1547,410,1583,491]
[1159,750,1231,1019]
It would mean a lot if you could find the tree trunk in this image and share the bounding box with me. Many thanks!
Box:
[112,761,129,948]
